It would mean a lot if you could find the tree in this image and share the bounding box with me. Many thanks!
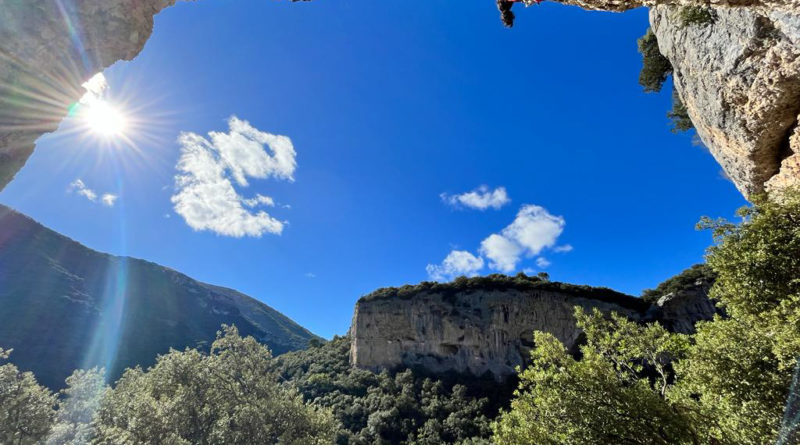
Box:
[495,190,800,445]
[272,336,499,444]
[668,88,694,133]
[91,325,336,445]
[46,367,107,445]
[0,348,56,445]
[492,308,704,445]
[637,28,672,93]
[671,191,800,445]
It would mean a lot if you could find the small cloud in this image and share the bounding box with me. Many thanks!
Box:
[243,194,275,208]
[522,268,536,275]
[479,233,522,273]
[171,116,296,238]
[536,257,551,268]
[426,250,484,281]
[426,203,566,277]
[100,194,117,207]
[441,185,510,211]
[305,272,316,278]
[68,179,117,207]
[164,213,171,218]
[479,205,565,272]
[80,73,108,105]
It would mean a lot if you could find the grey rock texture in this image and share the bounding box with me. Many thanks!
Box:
[650,5,800,197]
[350,286,649,379]
[0,0,184,191]
[534,0,798,13]
[350,278,718,380]
[645,277,720,334]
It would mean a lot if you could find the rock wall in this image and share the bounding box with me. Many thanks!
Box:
[350,286,649,379]
[650,5,800,197]
[644,274,720,333]
[0,0,184,190]
[349,279,718,380]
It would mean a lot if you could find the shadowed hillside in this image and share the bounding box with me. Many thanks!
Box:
[0,204,319,389]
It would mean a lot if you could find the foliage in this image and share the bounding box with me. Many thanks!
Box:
[678,6,715,27]
[492,308,703,445]
[273,336,505,444]
[46,368,107,445]
[0,347,57,445]
[637,28,672,93]
[671,191,800,444]
[668,88,694,133]
[495,191,800,445]
[360,272,648,312]
[641,263,716,303]
[91,325,336,445]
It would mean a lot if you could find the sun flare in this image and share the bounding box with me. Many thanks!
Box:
[84,100,127,137]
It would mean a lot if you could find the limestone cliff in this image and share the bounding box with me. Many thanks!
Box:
[650,5,800,197]
[349,275,717,380]
[349,277,652,379]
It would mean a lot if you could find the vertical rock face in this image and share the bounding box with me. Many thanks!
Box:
[350,279,650,379]
[0,0,183,190]
[650,5,800,197]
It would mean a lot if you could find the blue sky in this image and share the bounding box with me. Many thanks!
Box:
[0,0,746,338]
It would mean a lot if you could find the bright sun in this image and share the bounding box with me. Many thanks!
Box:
[85,100,127,137]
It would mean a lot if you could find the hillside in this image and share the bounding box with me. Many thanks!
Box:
[0,204,319,389]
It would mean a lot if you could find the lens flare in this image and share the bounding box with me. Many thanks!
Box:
[85,100,126,137]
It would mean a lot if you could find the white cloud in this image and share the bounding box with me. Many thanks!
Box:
[536,257,551,268]
[101,194,117,207]
[441,185,510,210]
[426,250,485,281]
[479,205,565,272]
[305,272,316,278]
[69,179,97,202]
[553,244,573,253]
[171,116,295,238]
[243,194,275,208]
[80,73,108,105]
[479,234,522,273]
[69,179,117,207]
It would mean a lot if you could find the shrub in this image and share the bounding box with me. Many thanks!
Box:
[678,6,715,27]
[637,28,673,93]
[668,87,694,132]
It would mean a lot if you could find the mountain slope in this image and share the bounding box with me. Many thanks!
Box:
[0,204,319,389]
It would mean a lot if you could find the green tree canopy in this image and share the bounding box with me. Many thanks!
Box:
[0,348,56,445]
[91,325,336,445]
[494,190,800,445]
[492,308,702,445]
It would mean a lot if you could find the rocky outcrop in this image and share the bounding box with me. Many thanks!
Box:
[540,0,798,13]
[645,274,720,333]
[349,276,718,380]
[650,5,800,197]
[349,278,652,379]
[0,0,184,191]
